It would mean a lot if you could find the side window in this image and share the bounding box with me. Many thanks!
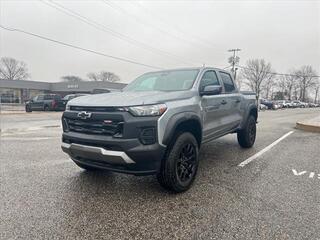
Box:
[37,95,44,101]
[219,72,236,93]
[46,95,55,100]
[199,70,220,91]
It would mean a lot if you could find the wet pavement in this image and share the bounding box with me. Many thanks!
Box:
[1,108,320,239]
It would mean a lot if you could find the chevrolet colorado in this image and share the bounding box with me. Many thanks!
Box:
[61,67,257,192]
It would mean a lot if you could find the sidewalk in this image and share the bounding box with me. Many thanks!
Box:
[296,115,320,133]
[0,110,43,115]
[0,111,62,135]
[0,104,26,114]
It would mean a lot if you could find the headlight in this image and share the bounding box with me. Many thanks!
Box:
[65,104,71,111]
[128,104,167,117]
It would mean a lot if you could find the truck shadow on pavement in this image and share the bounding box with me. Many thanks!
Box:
[64,135,256,197]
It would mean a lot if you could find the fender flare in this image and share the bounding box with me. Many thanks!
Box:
[241,104,258,129]
[162,112,202,146]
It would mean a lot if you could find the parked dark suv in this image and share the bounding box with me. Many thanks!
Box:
[25,94,65,112]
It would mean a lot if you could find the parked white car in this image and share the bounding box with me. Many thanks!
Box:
[300,102,309,108]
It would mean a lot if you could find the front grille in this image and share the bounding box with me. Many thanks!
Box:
[70,106,120,112]
[65,118,123,136]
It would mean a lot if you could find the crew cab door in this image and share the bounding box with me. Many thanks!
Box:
[32,95,44,110]
[217,71,242,130]
[199,70,227,142]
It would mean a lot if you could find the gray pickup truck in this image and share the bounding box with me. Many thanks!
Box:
[61,67,257,192]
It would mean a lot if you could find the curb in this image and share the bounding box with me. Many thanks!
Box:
[296,120,320,133]
[0,125,61,135]
[0,111,62,115]
[0,112,28,115]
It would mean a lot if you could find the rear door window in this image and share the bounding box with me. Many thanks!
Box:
[44,95,52,100]
[37,95,44,101]
[219,72,236,93]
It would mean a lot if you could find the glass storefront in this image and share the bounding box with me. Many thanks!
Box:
[0,88,21,103]
[0,88,46,103]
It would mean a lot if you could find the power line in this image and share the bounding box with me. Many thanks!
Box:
[101,0,214,62]
[132,1,223,52]
[236,65,320,78]
[41,0,194,66]
[0,25,163,70]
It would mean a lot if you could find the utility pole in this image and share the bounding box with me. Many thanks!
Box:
[228,48,241,80]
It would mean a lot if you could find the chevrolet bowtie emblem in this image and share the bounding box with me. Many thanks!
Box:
[77,111,92,120]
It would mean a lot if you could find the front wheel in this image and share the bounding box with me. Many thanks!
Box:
[237,115,256,148]
[157,132,199,193]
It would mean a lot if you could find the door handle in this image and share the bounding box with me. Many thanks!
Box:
[221,100,227,105]
[235,99,241,103]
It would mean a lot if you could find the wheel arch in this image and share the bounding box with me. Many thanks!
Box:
[249,106,258,121]
[239,104,258,130]
[162,112,202,147]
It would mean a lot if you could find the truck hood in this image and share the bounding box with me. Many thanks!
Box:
[68,90,194,107]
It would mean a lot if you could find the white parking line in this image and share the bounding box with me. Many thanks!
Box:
[238,130,294,167]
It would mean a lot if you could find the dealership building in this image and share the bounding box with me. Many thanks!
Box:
[0,79,127,103]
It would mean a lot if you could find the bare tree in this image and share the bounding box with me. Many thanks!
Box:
[240,59,274,101]
[87,72,99,81]
[314,79,320,103]
[0,57,30,80]
[277,71,298,100]
[262,75,275,99]
[61,75,83,82]
[87,71,120,82]
[294,66,317,102]
[100,71,120,82]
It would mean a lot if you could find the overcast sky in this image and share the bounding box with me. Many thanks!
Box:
[0,0,319,83]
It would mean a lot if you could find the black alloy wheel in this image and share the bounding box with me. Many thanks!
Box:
[176,143,197,184]
[237,115,256,148]
[157,132,199,193]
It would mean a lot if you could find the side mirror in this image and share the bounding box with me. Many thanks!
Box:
[200,85,222,96]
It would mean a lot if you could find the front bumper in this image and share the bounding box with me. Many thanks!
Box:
[61,110,167,175]
[61,142,135,164]
[62,131,166,175]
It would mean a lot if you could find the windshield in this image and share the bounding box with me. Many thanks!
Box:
[124,69,199,92]
[63,95,73,100]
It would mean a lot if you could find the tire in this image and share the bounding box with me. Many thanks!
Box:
[25,105,32,112]
[157,132,199,193]
[74,161,101,171]
[44,105,49,111]
[237,115,256,148]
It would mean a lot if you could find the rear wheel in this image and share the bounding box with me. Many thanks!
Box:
[237,115,256,148]
[157,132,199,193]
[25,105,32,112]
[44,105,49,111]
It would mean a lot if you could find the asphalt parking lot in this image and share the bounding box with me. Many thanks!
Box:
[1,108,320,240]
